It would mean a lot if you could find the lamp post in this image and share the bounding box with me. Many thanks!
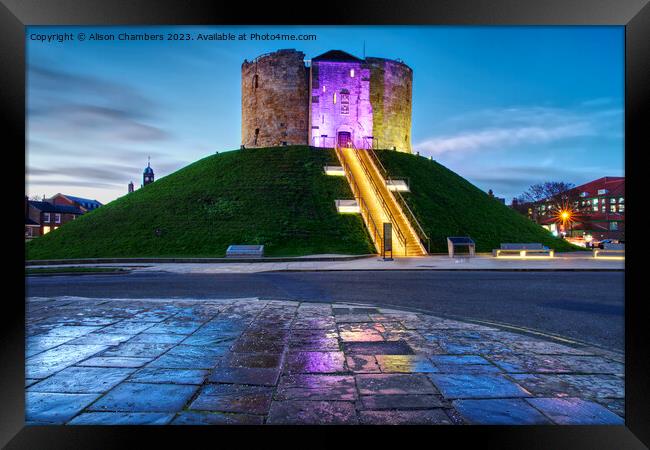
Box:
[558,209,573,238]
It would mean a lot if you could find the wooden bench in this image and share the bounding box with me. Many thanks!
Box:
[493,243,554,258]
[226,245,264,258]
[593,243,624,258]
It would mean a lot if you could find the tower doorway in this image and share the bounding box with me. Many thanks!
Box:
[337,131,352,148]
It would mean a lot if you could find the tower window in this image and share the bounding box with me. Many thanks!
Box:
[340,93,349,115]
[350,69,355,77]
[333,93,337,104]
[254,128,259,145]
[253,74,258,89]
[322,85,326,92]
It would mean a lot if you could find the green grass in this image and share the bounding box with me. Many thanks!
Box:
[26,267,128,275]
[26,146,375,260]
[376,150,582,253]
[26,145,581,260]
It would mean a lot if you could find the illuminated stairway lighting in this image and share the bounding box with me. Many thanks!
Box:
[335,145,427,257]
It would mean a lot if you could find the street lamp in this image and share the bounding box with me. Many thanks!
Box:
[556,208,573,237]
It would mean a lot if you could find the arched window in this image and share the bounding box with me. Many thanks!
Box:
[253,74,259,89]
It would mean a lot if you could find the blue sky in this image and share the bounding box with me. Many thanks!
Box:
[26,26,624,204]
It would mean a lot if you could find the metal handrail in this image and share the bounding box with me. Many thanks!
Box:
[334,146,383,253]
[348,144,408,255]
[365,147,430,253]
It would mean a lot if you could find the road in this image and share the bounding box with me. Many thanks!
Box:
[26,270,624,351]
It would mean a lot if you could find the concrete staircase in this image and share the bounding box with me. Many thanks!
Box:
[335,145,428,257]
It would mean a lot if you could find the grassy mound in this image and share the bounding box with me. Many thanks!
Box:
[26,146,375,259]
[376,150,580,253]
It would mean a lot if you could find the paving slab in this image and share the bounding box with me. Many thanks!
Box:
[526,397,624,425]
[101,342,174,358]
[88,382,198,412]
[67,333,134,346]
[342,340,414,355]
[190,384,273,414]
[208,367,280,386]
[26,344,109,379]
[275,375,357,401]
[429,374,531,399]
[359,394,447,410]
[25,296,625,425]
[267,400,358,425]
[359,409,452,425]
[26,392,101,423]
[283,351,346,374]
[28,367,134,393]
[346,355,381,373]
[356,374,438,395]
[68,412,174,425]
[77,356,153,368]
[128,368,208,385]
[509,373,624,400]
[453,399,552,424]
[171,411,264,425]
[375,355,438,373]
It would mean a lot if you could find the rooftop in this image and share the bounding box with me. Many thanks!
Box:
[29,201,84,215]
[312,50,363,63]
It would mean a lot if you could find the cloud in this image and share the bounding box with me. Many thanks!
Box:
[26,179,121,189]
[29,66,156,113]
[415,104,621,157]
[27,163,138,183]
[418,123,591,156]
[28,65,171,144]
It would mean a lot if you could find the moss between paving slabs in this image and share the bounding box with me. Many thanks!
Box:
[375,150,582,253]
[26,146,375,260]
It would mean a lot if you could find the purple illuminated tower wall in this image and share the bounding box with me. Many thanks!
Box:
[309,51,373,149]
[242,49,413,153]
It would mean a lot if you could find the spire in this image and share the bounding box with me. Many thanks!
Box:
[143,157,154,185]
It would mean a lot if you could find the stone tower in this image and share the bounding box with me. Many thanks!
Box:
[241,49,309,148]
[309,50,373,150]
[241,49,413,153]
[366,57,413,153]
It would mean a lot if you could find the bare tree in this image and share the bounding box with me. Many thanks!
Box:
[516,181,584,221]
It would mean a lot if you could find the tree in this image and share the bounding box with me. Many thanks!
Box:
[516,181,583,222]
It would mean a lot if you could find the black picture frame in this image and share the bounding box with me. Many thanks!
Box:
[2,0,647,447]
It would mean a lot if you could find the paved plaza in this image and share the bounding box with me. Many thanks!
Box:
[27,252,625,274]
[26,296,625,425]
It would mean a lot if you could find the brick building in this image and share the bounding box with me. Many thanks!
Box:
[26,193,101,238]
[241,49,413,152]
[27,200,84,237]
[536,177,625,242]
[47,193,103,212]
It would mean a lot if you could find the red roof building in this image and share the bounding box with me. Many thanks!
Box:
[537,176,625,241]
